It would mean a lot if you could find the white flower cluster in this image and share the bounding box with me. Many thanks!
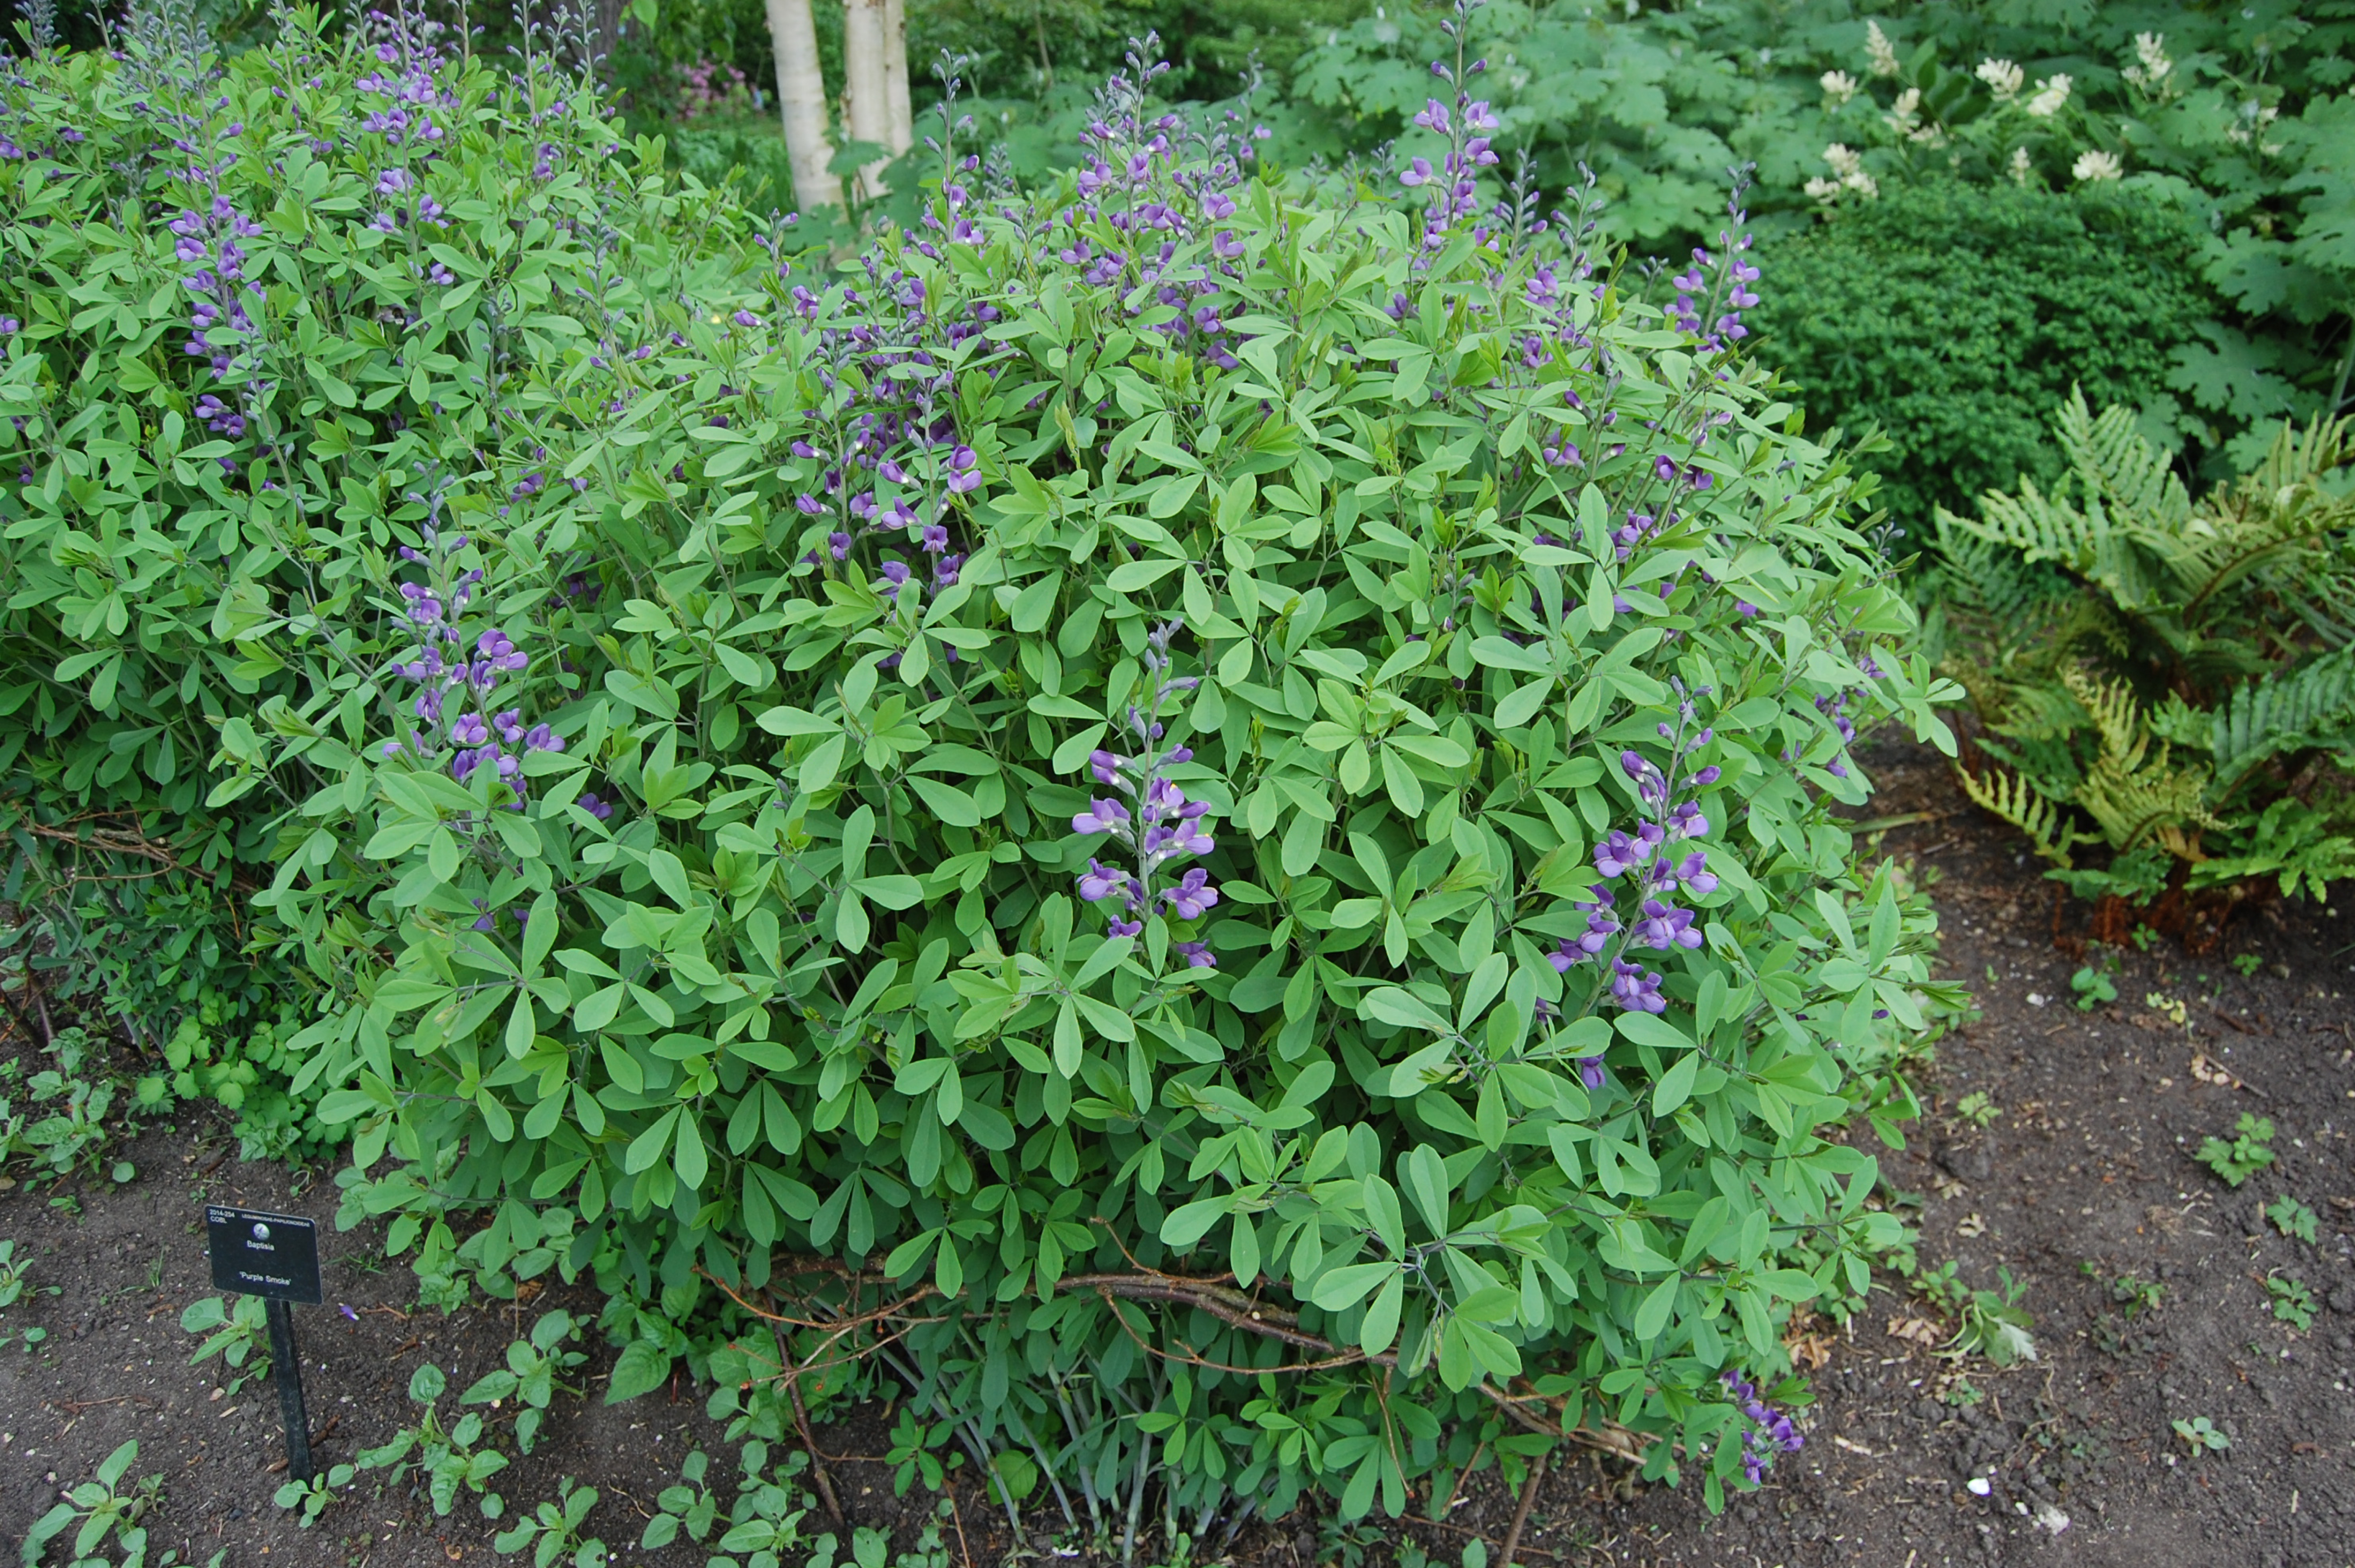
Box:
[2123,32,2174,95]
[1804,142,1879,203]
[1820,69,1859,105]
[2226,100,2282,152]
[1864,19,1900,78]
[2025,73,2072,117]
[1975,58,2023,100]
[2072,149,2123,183]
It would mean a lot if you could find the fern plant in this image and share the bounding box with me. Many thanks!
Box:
[1932,395,2355,903]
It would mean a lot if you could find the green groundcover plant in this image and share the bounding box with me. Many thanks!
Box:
[0,0,1962,1528]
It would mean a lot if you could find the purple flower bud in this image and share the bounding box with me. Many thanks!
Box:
[1575,1055,1606,1090]
[1173,940,1216,970]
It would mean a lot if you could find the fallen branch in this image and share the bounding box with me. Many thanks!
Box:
[698,1258,1648,1465]
[1499,1449,1549,1568]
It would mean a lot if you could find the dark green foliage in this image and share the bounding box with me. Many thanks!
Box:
[1751,179,2218,544]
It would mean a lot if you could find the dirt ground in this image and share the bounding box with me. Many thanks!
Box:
[6,738,2355,1567]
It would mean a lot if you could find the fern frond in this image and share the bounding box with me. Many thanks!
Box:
[2075,734,2217,855]
[1956,766,2079,868]
[2059,665,2142,763]
[2210,647,2355,791]
[2058,388,2193,533]
[1983,679,2090,744]
[1944,482,2104,573]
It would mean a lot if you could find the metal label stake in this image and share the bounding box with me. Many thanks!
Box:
[204,1204,324,1483]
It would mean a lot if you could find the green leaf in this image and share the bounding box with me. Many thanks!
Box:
[1403,1145,1450,1236]
[605,1341,671,1404]
[1310,1261,1397,1312]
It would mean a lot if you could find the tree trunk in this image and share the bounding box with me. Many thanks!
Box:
[594,0,622,74]
[765,0,841,212]
[882,0,913,156]
[841,0,893,198]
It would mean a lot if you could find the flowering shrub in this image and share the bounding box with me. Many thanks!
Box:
[2,3,1962,1529]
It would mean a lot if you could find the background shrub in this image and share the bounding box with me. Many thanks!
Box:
[0,1,1963,1527]
[1750,178,2219,547]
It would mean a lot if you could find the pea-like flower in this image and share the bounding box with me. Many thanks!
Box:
[1594,825,1661,879]
[1608,958,1666,1014]
[1162,866,1218,919]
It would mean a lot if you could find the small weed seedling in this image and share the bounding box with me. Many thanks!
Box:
[1954,1091,2001,1129]
[2082,1264,2163,1317]
[2268,1274,2316,1331]
[179,1294,270,1395]
[21,1440,165,1567]
[273,1462,358,1528]
[460,1308,585,1454]
[0,1237,57,1350]
[2172,1416,2231,1455]
[885,1409,964,1495]
[356,1363,508,1518]
[493,1477,607,1568]
[2266,1195,2319,1244]
[1915,1261,2038,1366]
[694,1443,823,1564]
[2231,953,2263,978]
[640,1449,721,1549]
[2194,1113,2276,1187]
[2144,991,2189,1027]
[2070,966,2118,1009]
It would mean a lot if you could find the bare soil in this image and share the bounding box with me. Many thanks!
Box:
[6,738,2354,1567]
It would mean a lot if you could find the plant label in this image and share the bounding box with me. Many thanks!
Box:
[205,1205,323,1305]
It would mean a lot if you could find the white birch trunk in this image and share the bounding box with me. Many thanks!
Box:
[882,0,913,156]
[841,0,893,198]
[764,0,841,213]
